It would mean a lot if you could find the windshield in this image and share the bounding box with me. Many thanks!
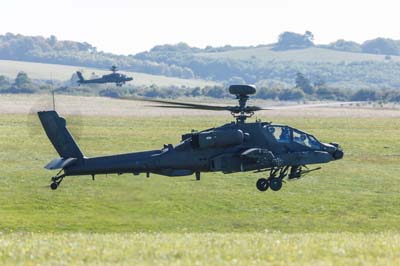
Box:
[292,129,321,149]
[266,125,291,143]
[266,125,321,149]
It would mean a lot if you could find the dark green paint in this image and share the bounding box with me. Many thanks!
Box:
[39,85,343,191]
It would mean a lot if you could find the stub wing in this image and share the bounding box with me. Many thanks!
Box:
[45,157,77,170]
[241,148,275,163]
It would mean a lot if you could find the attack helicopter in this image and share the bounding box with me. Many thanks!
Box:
[76,65,133,87]
[38,85,343,192]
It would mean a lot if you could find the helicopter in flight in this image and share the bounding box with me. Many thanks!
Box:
[38,85,343,192]
[76,66,133,87]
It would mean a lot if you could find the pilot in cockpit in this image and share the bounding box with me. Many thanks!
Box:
[279,127,291,142]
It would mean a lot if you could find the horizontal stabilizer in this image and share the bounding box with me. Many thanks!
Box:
[45,157,77,170]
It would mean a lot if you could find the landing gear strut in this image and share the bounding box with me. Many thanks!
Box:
[256,166,289,192]
[50,169,66,190]
[256,165,321,192]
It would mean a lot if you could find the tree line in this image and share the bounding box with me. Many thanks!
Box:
[274,31,400,56]
[2,32,400,90]
[2,71,400,103]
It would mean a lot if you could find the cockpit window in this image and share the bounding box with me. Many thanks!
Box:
[293,130,306,145]
[266,125,321,149]
[267,125,291,143]
[293,129,321,149]
[307,135,321,149]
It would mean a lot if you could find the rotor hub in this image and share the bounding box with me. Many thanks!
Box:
[228,85,257,123]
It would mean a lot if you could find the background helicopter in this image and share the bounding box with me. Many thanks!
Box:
[76,65,133,87]
[38,85,343,192]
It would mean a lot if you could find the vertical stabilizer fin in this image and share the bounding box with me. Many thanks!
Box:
[38,111,84,159]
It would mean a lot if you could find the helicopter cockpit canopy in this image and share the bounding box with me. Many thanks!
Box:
[266,125,321,149]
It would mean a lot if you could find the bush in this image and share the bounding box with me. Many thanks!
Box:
[256,87,280,100]
[0,86,36,94]
[351,89,377,101]
[279,88,305,101]
[327,39,362,53]
[274,31,314,50]
[204,86,227,98]
[99,89,120,98]
[361,38,400,55]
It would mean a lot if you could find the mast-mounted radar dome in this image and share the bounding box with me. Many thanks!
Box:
[229,85,256,95]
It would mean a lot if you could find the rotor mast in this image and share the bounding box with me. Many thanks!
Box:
[110,65,118,73]
[228,85,257,123]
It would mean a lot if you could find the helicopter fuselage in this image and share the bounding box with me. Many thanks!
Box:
[64,120,343,177]
[77,72,133,86]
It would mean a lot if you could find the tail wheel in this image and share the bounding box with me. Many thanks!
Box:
[256,178,269,192]
[50,182,58,190]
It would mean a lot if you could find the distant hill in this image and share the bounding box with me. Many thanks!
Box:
[2,32,400,90]
[135,44,400,89]
[0,59,219,87]
[0,33,195,79]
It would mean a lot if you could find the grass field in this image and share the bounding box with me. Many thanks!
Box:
[1,104,400,264]
[0,59,219,87]
[1,232,399,265]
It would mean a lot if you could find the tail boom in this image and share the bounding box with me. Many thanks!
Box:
[76,71,85,83]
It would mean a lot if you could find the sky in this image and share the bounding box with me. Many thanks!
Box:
[1,0,399,55]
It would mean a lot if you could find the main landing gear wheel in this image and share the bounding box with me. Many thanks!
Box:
[256,178,269,191]
[269,178,283,191]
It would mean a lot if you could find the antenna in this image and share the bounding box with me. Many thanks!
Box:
[52,90,56,111]
[50,72,56,111]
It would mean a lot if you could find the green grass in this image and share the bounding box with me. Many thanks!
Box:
[1,114,399,233]
[1,113,399,264]
[196,46,400,63]
[0,59,219,87]
[1,232,399,265]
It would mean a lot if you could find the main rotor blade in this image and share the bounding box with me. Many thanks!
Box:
[152,105,227,110]
[120,97,231,111]
[258,101,361,110]
[119,96,359,112]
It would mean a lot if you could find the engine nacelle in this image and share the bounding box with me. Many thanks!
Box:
[191,129,244,149]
